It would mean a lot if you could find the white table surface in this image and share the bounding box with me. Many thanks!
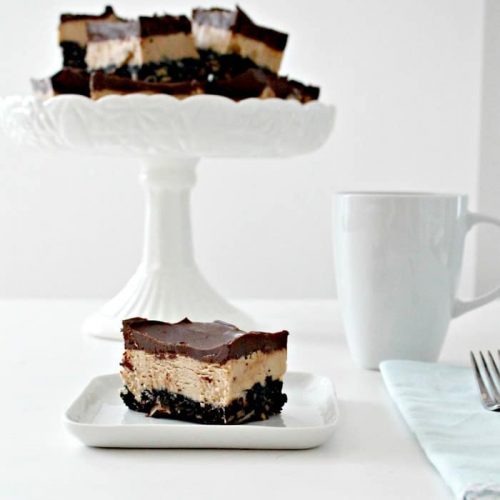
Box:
[2,298,499,500]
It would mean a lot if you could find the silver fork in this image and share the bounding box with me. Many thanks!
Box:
[470,351,500,412]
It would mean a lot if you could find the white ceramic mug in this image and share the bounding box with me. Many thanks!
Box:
[334,192,500,369]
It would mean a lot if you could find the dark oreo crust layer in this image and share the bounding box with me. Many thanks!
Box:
[135,59,203,82]
[123,317,288,363]
[98,60,203,83]
[192,6,288,51]
[121,377,287,425]
[60,41,87,69]
[197,49,259,81]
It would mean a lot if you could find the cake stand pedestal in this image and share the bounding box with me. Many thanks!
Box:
[83,157,253,337]
[0,94,335,340]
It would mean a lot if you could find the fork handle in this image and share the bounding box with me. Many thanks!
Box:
[453,212,500,318]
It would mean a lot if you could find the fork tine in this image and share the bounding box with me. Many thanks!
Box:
[488,350,500,384]
[471,352,494,407]
[479,351,500,402]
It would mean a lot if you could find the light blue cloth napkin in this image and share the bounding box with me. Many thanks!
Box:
[380,360,500,500]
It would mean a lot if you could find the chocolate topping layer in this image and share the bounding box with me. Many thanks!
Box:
[31,68,90,97]
[192,6,288,51]
[233,7,288,51]
[87,15,192,42]
[60,5,117,23]
[91,71,202,96]
[123,317,288,363]
[139,15,192,37]
[287,78,320,102]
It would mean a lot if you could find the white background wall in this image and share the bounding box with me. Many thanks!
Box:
[477,0,500,295]
[0,0,487,299]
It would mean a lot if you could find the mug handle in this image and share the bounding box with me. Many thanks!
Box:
[453,212,500,318]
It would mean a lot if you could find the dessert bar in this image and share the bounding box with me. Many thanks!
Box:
[208,68,320,103]
[59,5,121,69]
[120,317,288,424]
[34,5,320,102]
[192,6,288,77]
[86,15,200,82]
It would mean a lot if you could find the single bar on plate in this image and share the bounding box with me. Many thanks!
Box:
[86,14,200,82]
[208,68,320,103]
[192,6,288,78]
[59,5,121,69]
[120,317,288,424]
[31,68,90,98]
[90,71,203,99]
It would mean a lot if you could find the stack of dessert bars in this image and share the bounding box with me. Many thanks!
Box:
[32,5,320,102]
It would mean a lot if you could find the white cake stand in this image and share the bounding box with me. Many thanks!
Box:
[0,94,335,339]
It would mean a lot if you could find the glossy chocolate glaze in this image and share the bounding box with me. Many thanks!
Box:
[139,15,192,37]
[208,68,319,102]
[233,7,288,51]
[192,6,288,51]
[123,317,288,363]
[91,71,202,96]
[287,78,320,102]
[31,68,90,97]
[60,5,117,23]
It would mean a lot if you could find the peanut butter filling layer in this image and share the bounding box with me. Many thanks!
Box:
[121,348,287,408]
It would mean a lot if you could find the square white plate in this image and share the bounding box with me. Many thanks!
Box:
[64,371,338,449]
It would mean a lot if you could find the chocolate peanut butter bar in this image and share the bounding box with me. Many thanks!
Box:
[34,5,320,103]
[86,15,201,82]
[90,71,203,99]
[208,68,320,103]
[59,5,121,69]
[120,318,288,424]
[192,6,288,78]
